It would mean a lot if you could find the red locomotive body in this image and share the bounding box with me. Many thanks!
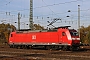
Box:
[9,26,80,50]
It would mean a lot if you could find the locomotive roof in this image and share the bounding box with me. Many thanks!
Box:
[16,28,58,33]
[16,26,71,33]
[54,26,71,29]
[17,29,31,31]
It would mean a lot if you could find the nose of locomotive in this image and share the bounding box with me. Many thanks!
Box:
[72,38,80,45]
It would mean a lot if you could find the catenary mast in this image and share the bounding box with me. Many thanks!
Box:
[29,0,34,30]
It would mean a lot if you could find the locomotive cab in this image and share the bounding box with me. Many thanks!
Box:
[69,29,80,46]
[57,26,80,50]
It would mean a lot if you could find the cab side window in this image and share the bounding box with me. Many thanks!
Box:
[11,34,13,37]
[62,32,66,36]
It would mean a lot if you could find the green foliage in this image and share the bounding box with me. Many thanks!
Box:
[0,23,16,44]
[80,25,90,44]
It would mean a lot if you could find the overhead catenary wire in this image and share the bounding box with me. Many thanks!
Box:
[0,0,90,28]
[42,0,60,18]
[0,0,89,14]
[0,0,13,6]
[0,0,85,13]
[34,0,84,9]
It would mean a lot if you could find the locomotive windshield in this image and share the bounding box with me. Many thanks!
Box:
[70,32,79,36]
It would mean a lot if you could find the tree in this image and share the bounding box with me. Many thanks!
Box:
[34,24,44,30]
[0,32,6,44]
[0,23,16,44]
[80,25,90,44]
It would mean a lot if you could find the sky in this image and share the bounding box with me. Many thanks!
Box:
[0,0,90,29]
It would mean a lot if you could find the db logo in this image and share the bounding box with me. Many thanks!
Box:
[32,35,36,40]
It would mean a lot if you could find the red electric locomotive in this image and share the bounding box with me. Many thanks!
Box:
[9,26,80,50]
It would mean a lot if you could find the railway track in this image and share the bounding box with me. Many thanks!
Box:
[0,45,90,60]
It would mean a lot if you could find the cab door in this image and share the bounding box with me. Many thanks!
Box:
[61,32,68,44]
[58,32,63,44]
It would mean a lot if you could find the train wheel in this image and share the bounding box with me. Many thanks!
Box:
[69,46,79,51]
[10,45,13,48]
[62,46,68,51]
[51,46,59,50]
[19,45,23,49]
[14,45,18,49]
[45,46,52,50]
[73,46,80,51]
[26,45,30,49]
[69,46,73,51]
